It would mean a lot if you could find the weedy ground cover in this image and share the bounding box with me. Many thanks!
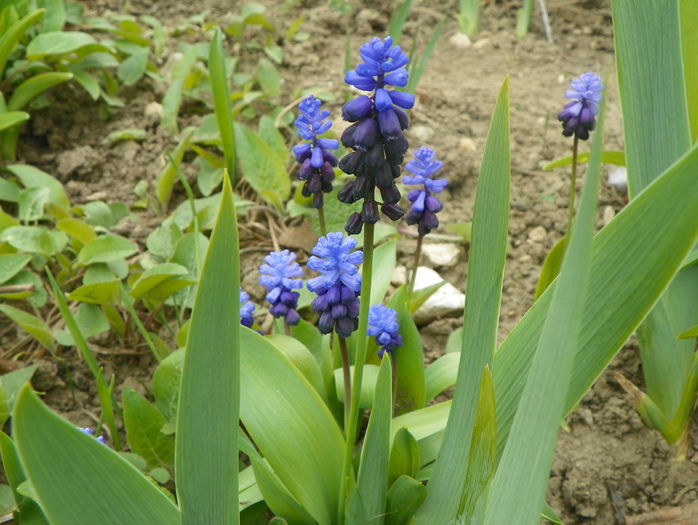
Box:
[0,1,696,524]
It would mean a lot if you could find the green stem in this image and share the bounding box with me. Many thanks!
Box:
[119,282,163,363]
[318,207,327,236]
[567,136,579,237]
[338,222,375,523]
[339,337,351,430]
[390,352,398,415]
[407,235,424,297]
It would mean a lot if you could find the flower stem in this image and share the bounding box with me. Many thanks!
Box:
[318,207,327,236]
[567,136,579,237]
[338,222,375,523]
[408,235,424,296]
[390,353,398,415]
[338,336,351,430]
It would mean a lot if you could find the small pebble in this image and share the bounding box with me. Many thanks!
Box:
[528,226,547,243]
[422,243,460,267]
[448,32,472,49]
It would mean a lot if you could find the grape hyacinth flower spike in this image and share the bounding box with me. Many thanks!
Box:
[557,72,602,141]
[403,146,448,293]
[239,288,255,328]
[368,304,402,358]
[338,36,415,234]
[259,250,303,329]
[557,72,602,236]
[307,231,362,426]
[307,232,363,337]
[293,95,339,234]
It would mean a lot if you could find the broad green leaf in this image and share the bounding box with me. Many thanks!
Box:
[240,328,344,525]
[0,430,48,523]
[0,484,13,514]
[416,78,509,524]
[43,0,65,32]
[56,217,96,244]
[259,115,286,162]
[534,235,567,300]
[54,303,109,346]
[370,240,396,306]
[334,364,380,408]
[385,476,427,525]
[446,326,463,353]
[209,29,237,185]
[614,2,691,197]
[458,367,496,523]
[234,122,289,210]
[130,263,190,300]
[0,8,44,76]
[0,383,8,428]
[117,47,149,85]
[241,433,314,525]
[6,164,69,210]
[18,187,49,222]
[0,253,30,283]
[614,0,696,443]
[1,226,67,256]
[146,222,182,259]
[0,304,54,351]
[541,503,565,525]
[7,72,73,111]
[388,427,420,485]
[175,175,240,525]
[13,386,180,525]
[161,45,200,134]
[0,111,29,131]
[389,287,426,414]
[424,352,459,401]
[485,88,603,525]
[77,234,138,265]
[681,0,698,142]
[266,334,325,399]
[257,57,280,95]
[356,355,392,525]
[152,348,184,423]
[0,177,19,202]
[26,31,96,57]
[0,365,36,415]
[123,388,174,469]
[543,150,625,171]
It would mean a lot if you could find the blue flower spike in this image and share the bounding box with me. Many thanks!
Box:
[557,72,602,141]
[338,36,414,234]
[259,250,304,326]
[404,146,448,236]
[368,304,403,357]
[239,288,255,328]
[307,232,363,337]
[293,95,339,209]
[78,426,106,444]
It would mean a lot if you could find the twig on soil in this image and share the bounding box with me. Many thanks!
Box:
[0,284,34,294]
[626,500,698,524]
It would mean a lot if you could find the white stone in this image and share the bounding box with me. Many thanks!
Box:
[391,265,407,286]
[607,166,628,192]
[448,32,472,49]
[422,242,460,267]
[528,226,547,243]
[145,101,162,119]
[412,266,465,325]
[602,205,615,226]
[459,137,477,151]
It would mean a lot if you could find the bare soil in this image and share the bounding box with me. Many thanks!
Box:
[2,1,697,523]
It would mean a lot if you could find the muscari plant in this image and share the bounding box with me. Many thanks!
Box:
[4,4,698,524]
[537,1,698,458]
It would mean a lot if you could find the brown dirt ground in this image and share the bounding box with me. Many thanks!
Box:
[2,0,697,523]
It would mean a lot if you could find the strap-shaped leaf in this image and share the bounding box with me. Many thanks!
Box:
[240,328,344,525]
[175,174,239,525]
[355,355,393,525]
[485,86,604,525]
[415,77,510,524]
[13,386,179,525]
[209,28,237,185]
